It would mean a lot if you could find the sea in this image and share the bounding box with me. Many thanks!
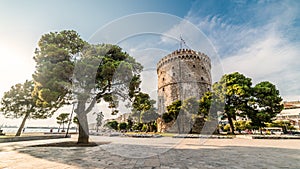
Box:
[0,127,77,134]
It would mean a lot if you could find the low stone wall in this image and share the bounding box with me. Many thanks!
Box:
[0,134,70,143]
[173,134,233,139]
[252,135,300,139]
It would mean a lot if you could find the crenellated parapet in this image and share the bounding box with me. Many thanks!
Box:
[156,49,211,71]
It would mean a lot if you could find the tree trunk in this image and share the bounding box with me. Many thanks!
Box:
[259,127,263,135]
[228,116,235,134]
[16,112,30,136]
[75,95,97,144]
[78,112,89,144]
[76,100,89,144]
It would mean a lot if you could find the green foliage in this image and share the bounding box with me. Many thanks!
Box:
[269,120,295,132]
[56,113,70,124]
[132,123,143,131]
[105,120,118,130]
[73,116,79,125]
[234,120,252,131]
[32,30,143,143]
[162,100,182,123]
[162,95,213,125]
[127,119,133,130]
[213,72,252,133]
[118,122,127,130]
[141,124,148,132]
[33,30,85,108]
[132,92,152,112]
[56,113,69,131]
[131,92,157,123]
[1,80,55,119]
[198,92,212,118]
[247,81,283,129]
[0,80,57,136]
[223,124,231,132]
[212,73,283,133]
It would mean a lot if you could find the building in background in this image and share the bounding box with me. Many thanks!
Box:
[276,101,300,129]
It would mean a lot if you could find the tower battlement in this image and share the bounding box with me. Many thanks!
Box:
[157,49,211,71]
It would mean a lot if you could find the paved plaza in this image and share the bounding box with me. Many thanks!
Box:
[0,135,299,169]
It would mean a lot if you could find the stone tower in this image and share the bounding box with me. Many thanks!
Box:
[157,49,212,115]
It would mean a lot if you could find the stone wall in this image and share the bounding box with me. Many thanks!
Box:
[157,49,212,114]
[156,49,212,133]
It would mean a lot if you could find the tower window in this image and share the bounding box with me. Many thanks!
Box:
[162,78,165,81]
[188,74,191,77]
[201,77,204,80]
[172,66,174,69]
[173,73,175,76]
[193,65,196,68]
[202,66,204,70]
[162,88,165,91]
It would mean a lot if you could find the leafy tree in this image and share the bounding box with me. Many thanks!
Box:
[0,80,56,136]
[33,30,142,143]
[131,92,153,123]
[130,92,158,132]
[198,92,212,118]
[141,107,159,132]
[56,113,69,132]
[93,112,104,132]
[247,81,283,133]
[32,30,85,109]
[213,72,252,134]
[162,100,182,123]
[105,120,119,130]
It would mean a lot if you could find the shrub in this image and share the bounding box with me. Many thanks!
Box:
[141,124,148,132]
[105,120,118,130]
[118,122,127,131]
[132,123,143,131]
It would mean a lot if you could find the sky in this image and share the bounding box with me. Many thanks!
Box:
[0,0,299,127]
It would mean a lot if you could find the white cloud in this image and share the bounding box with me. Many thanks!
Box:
[184,1,300,101]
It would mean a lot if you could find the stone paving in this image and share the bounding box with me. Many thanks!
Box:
[0,135,300,169]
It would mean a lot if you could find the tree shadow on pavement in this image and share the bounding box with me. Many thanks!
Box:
[16,142,300,169]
